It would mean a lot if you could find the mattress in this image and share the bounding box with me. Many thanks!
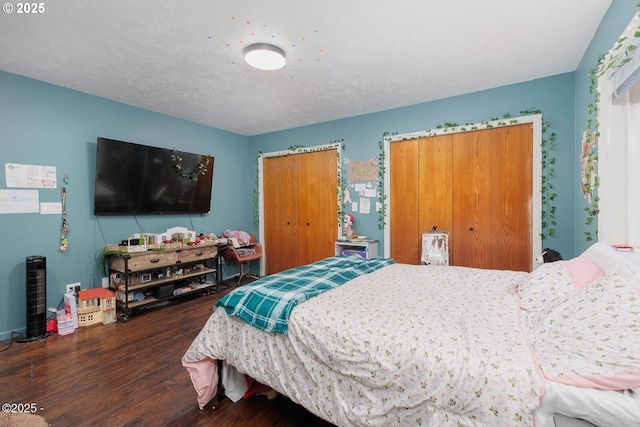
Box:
[183,243,640,426]
[185,263,543,425]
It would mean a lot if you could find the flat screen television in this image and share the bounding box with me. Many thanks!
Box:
[94,137,214,215]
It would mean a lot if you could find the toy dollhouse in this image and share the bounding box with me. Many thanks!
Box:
[77,287,117,326]
[157,226,196,244]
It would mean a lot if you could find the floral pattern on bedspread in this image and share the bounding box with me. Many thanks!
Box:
[518,262,575,312]
[184,263,543,426]
[524,274,640,390]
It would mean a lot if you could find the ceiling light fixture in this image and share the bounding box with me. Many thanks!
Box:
[244,43,286,71]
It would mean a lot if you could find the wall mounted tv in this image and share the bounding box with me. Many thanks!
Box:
[94,137,214,215]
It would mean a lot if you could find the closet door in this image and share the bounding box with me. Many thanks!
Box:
[263,155,299,274]
[487,124,532,271]
[389,139,420,264]
[389,123,533,271]
[452,129,492,268]
[390,136,454,264]
[418,134,453,250]
[263,148,339,275]
[297,149,338,265]
[452,124,532,271]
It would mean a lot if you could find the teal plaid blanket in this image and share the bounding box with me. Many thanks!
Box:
[215,255,395,334]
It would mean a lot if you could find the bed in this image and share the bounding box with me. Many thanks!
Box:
[182,242,640,426]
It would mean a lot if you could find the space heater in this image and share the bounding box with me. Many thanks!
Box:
[16,255,48,342]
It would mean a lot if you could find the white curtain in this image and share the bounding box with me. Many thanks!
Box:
[597,12,640,247]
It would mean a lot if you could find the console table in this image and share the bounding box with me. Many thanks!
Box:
[106,243,219,321]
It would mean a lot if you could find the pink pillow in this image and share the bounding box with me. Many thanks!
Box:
[563,257,605,290]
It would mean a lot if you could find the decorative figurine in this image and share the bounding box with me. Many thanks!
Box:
[343,213,355,240]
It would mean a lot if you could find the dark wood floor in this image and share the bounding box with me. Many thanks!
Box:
[0,281,335,427]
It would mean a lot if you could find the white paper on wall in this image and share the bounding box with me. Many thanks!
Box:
[0,189,39,214]
[5,163,57,188]
[359,197,371,214]
[40,202,62,214]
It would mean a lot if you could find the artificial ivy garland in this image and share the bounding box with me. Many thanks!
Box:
[580,129,597,205]
[252,139,345,228]
[171,149,210,181]
[249,115,559,241]
[377,111,558,240]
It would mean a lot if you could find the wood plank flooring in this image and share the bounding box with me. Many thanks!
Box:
[0,282,335,427]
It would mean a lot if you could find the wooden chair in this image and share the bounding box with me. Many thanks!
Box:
[221,234,262,284]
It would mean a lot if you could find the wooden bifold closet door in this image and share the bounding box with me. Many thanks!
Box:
[390,124,533,271]
[263,154,299,275]
[263,149,338,275]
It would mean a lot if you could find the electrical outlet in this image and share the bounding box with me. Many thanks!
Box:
[66,282,81,295]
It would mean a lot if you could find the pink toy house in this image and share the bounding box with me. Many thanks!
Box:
[77,287,117,326]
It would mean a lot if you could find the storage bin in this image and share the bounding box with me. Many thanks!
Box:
[341,248,367,258]
[154,284,174,299]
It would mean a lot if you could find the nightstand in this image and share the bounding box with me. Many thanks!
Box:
[335,239,378,259]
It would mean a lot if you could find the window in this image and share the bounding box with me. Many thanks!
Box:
[597,11,640,246]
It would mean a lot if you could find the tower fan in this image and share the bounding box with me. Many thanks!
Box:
[16,256,48,342]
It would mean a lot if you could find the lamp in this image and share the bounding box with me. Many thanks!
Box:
[244,43,286,70]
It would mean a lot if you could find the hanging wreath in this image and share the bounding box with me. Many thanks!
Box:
[60,174,69,251]
[171,150,210,181]
[580,129,597,204]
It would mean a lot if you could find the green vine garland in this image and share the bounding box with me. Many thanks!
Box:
[377,132,396,230]
[253,151,263,227]
[377,112,557,239]
[252,139,345,228]
[171,150,210,181]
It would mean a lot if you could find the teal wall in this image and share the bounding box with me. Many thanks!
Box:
[0,71,250,339]
[249,2,640,262]
[2,2,638,339]
[250,74,576,256]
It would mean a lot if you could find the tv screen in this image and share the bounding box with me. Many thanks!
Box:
[94,137,214,215]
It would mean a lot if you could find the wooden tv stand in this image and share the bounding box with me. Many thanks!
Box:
[106,243,219,321]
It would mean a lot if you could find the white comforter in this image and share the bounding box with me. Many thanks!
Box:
[184,264,543,426]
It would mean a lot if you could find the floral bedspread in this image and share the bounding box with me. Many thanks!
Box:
[520,262,640,390]
[184,263,543,426]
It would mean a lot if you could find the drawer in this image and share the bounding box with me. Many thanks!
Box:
[109,251,179,272]
[178,245,218,264]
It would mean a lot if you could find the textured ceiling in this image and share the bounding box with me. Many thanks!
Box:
[0,0,611,136]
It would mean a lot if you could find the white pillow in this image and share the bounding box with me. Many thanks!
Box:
[580,242,640,285]
[580,242,625,274]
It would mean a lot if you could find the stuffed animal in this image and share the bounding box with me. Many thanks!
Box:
[222,229,251,246]
[343,214,355,239]
[536,248,563,263]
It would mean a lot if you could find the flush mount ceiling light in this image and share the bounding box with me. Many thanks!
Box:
[244,43,286,71]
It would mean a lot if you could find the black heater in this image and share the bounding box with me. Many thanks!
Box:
[16,256,48,342]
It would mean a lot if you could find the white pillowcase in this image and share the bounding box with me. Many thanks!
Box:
[580,242,640,285]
